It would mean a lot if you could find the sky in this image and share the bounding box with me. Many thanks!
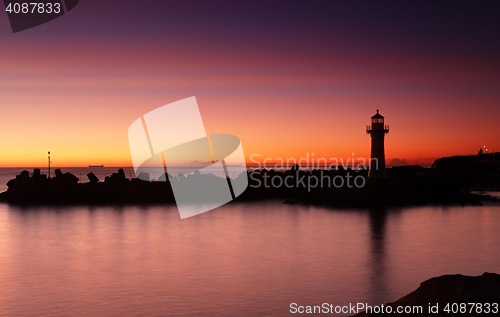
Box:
[1,0,499,167]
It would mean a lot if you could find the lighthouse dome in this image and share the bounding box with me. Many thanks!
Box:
[371,109,384,119]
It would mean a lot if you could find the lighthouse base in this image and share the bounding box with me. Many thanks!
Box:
[368,169,388,179]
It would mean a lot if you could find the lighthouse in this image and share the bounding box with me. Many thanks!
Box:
[366,109,389,178]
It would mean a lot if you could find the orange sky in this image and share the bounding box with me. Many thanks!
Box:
[1,1,499,168]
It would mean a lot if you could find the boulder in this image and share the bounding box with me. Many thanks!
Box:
[353,272,500,316]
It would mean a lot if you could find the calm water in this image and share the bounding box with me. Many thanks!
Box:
[0,201,499,316]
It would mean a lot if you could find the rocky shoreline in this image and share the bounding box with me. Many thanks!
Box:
[352,272,500,316]
[0,165,498,208]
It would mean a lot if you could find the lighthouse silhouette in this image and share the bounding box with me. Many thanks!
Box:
[366,109,389,178]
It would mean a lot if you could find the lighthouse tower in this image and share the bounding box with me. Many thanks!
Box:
[366,109,389,178]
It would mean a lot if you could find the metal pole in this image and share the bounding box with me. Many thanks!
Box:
[48,151,51,178]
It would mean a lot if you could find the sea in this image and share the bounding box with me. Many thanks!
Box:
[0,168,499,316]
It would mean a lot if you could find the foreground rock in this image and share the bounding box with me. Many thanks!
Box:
[353,272,500,316]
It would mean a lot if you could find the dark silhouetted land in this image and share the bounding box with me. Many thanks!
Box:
[353,272,500,317]
[0,153,498,207]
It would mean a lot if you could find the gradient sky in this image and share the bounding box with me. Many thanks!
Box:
[1,0,499,167]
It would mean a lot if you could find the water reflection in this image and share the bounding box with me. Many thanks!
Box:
[0,202,498,316]
[368,208,388,304]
